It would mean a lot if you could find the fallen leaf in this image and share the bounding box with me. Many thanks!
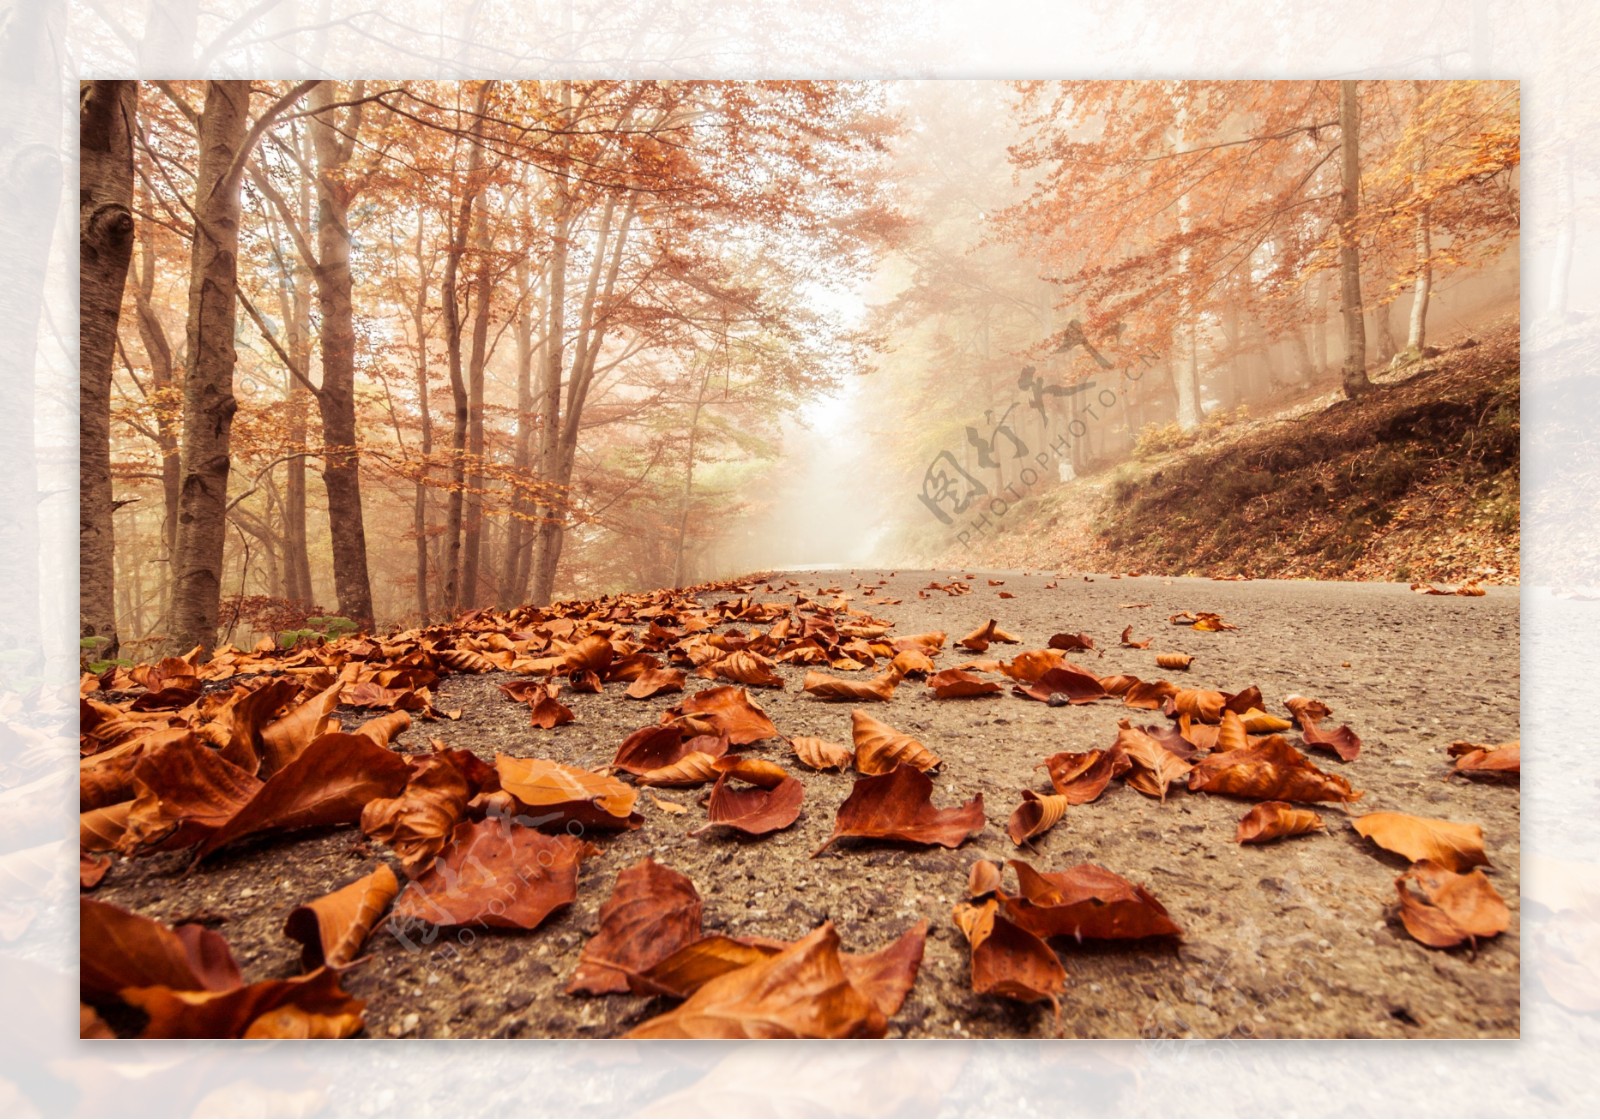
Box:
[191,733,412,862]
[637,752,723,787]
[663,687,778,745]
[360,750,484,875]
[843,921,928,1017]
[1449,740,1519,776]
[802,668,899,702]
[123,966,363,1040]
[1114,722,1194,801]
[528,686,576,729]
[649,793,689,814]
[1235,802,1325,844]
[968,860,1002,898]
[790,736,853,771]
[390,818,592,929]
[1006,790,1071,846]
[1285,694,1360,761]
[711,756,789,789]
[889,650,936,677]
[814,764,983,856]
[1119,626,1151,649]
[1046,632,1097,653]
[1013,665,1107,704]
[117,734,262,854]
[926,669,1002,699]
[1395,860,1510,948]
[1122,678,1177,709]
[694,774,805,837]
[283,865,399,968]
[80,898,242,1001]
[626,668,687,699]
[1155,652,1193,670]
[80,852,112,890]
[851,711,941,775]
[711,650,786,689]
[612,725,719,776]
[951,898,1064,1008]
[1352,812,1489,871]
[1001,860,1181,940]
[259,681,343,775]
[625,923,888,1038]
[569,858,704,995]
[634,935,783,999]
[354,709,412,748]
[1042,746,1129,805]
[495,755,643,831]
[1189,736,1361,804]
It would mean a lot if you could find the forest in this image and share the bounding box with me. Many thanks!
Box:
[79,79,1520,659]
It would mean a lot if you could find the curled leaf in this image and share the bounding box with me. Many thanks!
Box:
[283,865,399,968]
[851,710,941,775]
[637,752,722,787]
[968,860,1002,898]
[626,668,687,699]
[926,668,1002,699]
[710,756,790,789]
[1235,801,1325,844]
[711,650,785,689]
[1188,736,1361,804]
[1395,860,1510,948]
[1154,652,1193,670]
[802,668,899,702]
[1042,746,1129,805]
[1449,740,1519,776]
[951,898,1065,1008]
[664,686,778,745]
[495,755,642,830]
[569,858,703,995]
[1006,790,1070,846]
[790,736,853,771]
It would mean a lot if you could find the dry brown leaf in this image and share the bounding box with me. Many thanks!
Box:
[1353,812,1490,871]
[1285,694,1361,761]
[663,687,778,745]
[694,773,805,837]
[495,755,643,830]
[802,668,899,702]
[649,793,689,814]
[889,650,936,677]
[790,736,854,771]
[851,710,941,775]
[283,865,399,968]
[1119,626,1152,649]
[1395,860,1510,948]
[625,923,888,1039]
[1236,801,1326,844]
[814,764,983,856]
[1001,860,1181,940]
[360,750,486,876]
[391,818,593,929]
[1114,722,1193,801]
[711,650,786,689]
[637,752,723,787]
[1042,745,1129,805]
[1013,664,1107,704]
[1449,740,1520,776]
[1188,736,1361,804]
[1006,790,1071,846]
[569,858,703,995]
[968,860,1002,898]
[123,966,364,1039]
[626,668,687,700]
[1155,652,1193,670]
[1047,631,1097,653]
[951,898,1065,1008]
[926,668,1003,699]
[81,898,242,1001]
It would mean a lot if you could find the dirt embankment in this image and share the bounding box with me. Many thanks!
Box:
[946,316,1520,585]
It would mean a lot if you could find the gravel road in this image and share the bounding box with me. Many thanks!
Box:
[95,569,1520,1042]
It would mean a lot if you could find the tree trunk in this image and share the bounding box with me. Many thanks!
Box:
[412,209,433,621]
[442,82,491,616]
[674,362,716,587]
[168,80,251,654]
[1337,79,1370,398]
[502,236,539,607]
[308,81,374,629]
[529,207,571,608]
[1373,298,1399,363]
[280,132,315,605]
[461,193,494,608]
[1405,208,1433,353]
[80,80,138,657]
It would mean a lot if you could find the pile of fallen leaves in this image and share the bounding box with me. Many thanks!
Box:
[79,574,1517,1038]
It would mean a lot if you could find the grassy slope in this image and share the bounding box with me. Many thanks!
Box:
[944,315,1520,584]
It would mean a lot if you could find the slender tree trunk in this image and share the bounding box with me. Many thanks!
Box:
[281,137,315,605]
[168,80,251,654]
[461,195,493,607]
[1337,79,1370,398]
[80,80,137,656]
[502,241,538,606]
[412,210,433,621]
[1373,298,1399,363]
[674,364,715,587]
[1406,209,1433,353]
[442,83,491,615]
[131,225,180,573]
[308,81,374,628]
[529,206,570,607]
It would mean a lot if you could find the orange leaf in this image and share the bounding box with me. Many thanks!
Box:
[1394,860,1510,948]
[926,668,1003,699]
[851,710,941,775]
[1352,812,1489,871]
[1001,860,1181,940]
[790,736,853,771]
[283,865,399,968]
[663,686,778,745]
[1006,790,1070,845]
[951,898,1064,1008]
[814,764,983,856]
[569,858,703,995]
[1189,736,1361,804]
[391,818,592,929]
[495,755,642,830]
[694,774,805,837]
[802,668,900,702]
[625,923,888,1038]
[80,898,242,1001]
[626,668,687,700]
[1235,801,1325,844]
